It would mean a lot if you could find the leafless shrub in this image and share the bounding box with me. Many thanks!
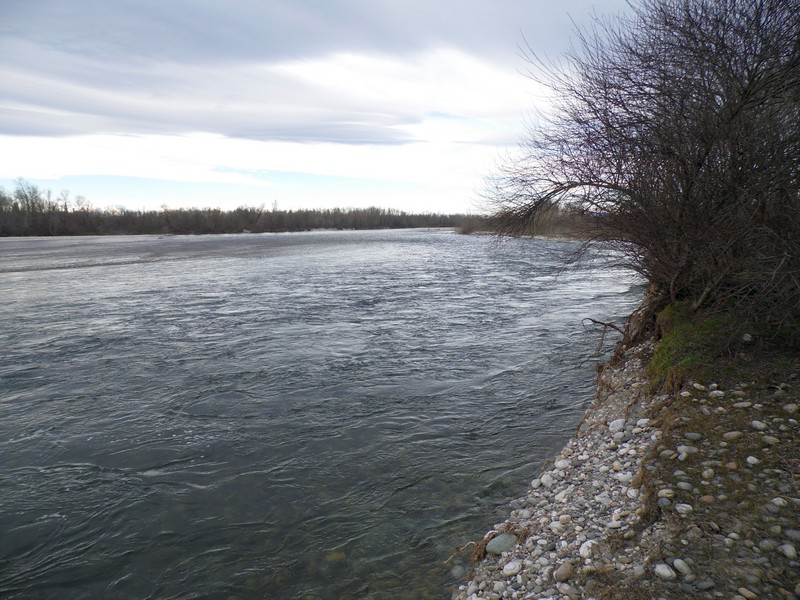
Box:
[490,0,800,341]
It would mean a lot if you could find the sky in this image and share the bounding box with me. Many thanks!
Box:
[0,0,629,214]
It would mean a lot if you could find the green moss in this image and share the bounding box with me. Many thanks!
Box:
[647,304,738,391]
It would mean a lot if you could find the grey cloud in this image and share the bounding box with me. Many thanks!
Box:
[0,0,629,141]
[3,0,621,64]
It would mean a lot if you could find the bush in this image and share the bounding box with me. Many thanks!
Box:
[490,0,800,340]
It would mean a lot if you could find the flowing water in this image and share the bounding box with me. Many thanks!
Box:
[0,230,642,599]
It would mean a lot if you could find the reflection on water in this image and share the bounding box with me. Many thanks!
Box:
[0,230,642,598]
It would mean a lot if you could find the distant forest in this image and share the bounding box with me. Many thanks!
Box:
[0,179,466,236]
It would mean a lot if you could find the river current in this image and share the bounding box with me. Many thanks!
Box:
[0,230,642,599]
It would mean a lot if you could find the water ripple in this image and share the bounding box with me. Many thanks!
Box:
[0,230,642,599]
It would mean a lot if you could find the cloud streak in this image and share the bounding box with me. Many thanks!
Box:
[0,0,629,212]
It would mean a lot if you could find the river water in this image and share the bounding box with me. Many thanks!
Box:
[0,230,642,599]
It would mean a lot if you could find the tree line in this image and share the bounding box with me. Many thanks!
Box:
[489,0,799,343]
[0,179,466,236]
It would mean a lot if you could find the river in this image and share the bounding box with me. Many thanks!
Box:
[0,229,642,599]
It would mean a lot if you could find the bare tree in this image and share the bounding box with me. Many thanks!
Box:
[491,0,800,340]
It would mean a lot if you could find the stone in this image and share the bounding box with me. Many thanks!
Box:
[738,587,758,599]
[783,529,800,542]
[783,403,798,414]
[540,474,555,487]
[502,560,522,576]
[554,459,571,470]
[579,540,595,559]
[673,558,692,575]
[696,579,716,590]
[654,563,677,580]
[608,418,626,433]
[723,431,743,441]
[779,543,797,560]
[751,420,768,431]
[486,533,517,556]
[675,503,694,516]
[746,455,761,466]
[553,561,575,582]
[702,468,715,479]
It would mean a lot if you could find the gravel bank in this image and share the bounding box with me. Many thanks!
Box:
[452,342,799,599]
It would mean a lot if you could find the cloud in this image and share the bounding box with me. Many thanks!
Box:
[0,0,630,212]
[1,41,533,145]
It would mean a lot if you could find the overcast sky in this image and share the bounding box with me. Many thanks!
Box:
[0,1,628,213]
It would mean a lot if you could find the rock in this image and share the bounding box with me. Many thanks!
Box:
[782,402,797,414]
[709,390,725,398]
[502,560,522,576]
[772,497,788,507]
[723,431,743,441]
[654,563,677,580]
[486,533,517,556]
[751,420,768,431]
[738,587,758,599]
[779,543,797,560]
[702,468,715,479]
[554,459,571,470]
[683,432,702,440]
[675,503,694,516]
[553,561,575,582]
[783,529,800,542]
[530,478,542,489]
[673,558,692,576]
[758,539,777,552]
[540,474,554,487]
[608,418,626,433]
[746,455,761,466]
[579,540,595,559]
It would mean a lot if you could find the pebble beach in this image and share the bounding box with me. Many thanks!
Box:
[452,341,799,599]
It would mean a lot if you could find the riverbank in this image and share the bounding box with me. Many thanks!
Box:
[452,340,799,599]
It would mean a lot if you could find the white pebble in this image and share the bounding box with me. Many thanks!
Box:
[608,418,626,433]
[502,560,522,576]
[654,563,677,580]
[673,558,692,575]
